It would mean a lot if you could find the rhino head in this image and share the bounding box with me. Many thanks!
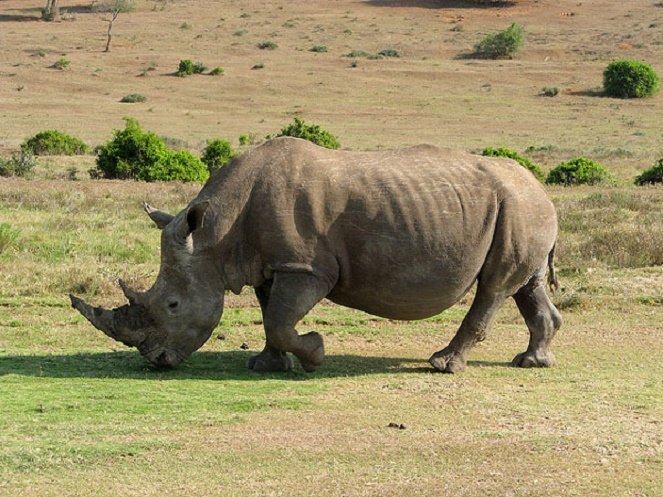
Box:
[70,201,224,368]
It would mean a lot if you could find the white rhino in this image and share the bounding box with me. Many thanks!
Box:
[71,137,562,373]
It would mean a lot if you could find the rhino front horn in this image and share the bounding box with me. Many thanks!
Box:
[69,294,148,348]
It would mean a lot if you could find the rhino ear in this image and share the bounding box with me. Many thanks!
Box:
[144,202,174,230]
[186,200,210,234]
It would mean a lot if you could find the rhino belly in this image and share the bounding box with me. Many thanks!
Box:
[326,253,482,321]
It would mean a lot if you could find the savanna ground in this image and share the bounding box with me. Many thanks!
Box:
[0,0,662,495]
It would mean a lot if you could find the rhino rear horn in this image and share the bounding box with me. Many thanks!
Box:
[144,202,174,229]
[70,294,149,348]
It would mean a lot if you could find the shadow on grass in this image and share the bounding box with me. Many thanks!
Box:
[0,351,514,380]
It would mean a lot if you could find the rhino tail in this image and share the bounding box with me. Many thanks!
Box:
[547,242,560,294]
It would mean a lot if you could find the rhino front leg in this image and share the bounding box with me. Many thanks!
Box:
[257,271,334,373]
[429,286,506,373]
[247,281,294,372]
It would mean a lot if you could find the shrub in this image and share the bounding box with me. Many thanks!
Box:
[378,48,400,58]
[344,50,371,58]
[481,147,545,181]
[238,134,250,146]
[202,139,235,174]
[177,59,206,77]
[473,23,524,59]
[603,59,660,98]
[92,118,208,182]
[635,159,663,185]
[0,151,37,178]
[277,117,340,149]
[120,93,147,103]
[257,41,278,50]
[309,45,328,53]
[251,63,265,70]
[546,157,613,186]
[21,130,88,155]
[542,86,559,97]
[209,67,224,76]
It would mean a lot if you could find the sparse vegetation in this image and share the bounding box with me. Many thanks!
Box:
[257,41,278,50]
[0,151,37,178]
[481,146,545,181]
[309,45,328,53]
[91,117,208,182]
[546,157,614,186]
[542,86,560,97]
[21,130,89,155]
[201,138,235,174]
[209,67,224,76]
[472,23,524,59]
[251,63,265,70]
[0,223,19,255]
[603,59,661,98]
[277,117,340,149]
[635,158,663,185]
[51,57,71,70]
[119,93,147,103]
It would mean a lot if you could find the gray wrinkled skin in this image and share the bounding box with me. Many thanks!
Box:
[71,137,562,373]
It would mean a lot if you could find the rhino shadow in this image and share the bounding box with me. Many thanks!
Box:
[0,351,512,380]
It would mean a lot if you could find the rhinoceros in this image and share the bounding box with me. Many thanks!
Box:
[71,137,562,373]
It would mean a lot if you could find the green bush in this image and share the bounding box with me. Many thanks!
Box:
[481,146,545,181]
[603,59,660,98]
[635,159,663,185]
[21,130,88,155]
[120,93,147,103]
[202,139,235,174]
[546,157,613,186]
[92,118,209,182]
[542,86,559,97]
[309,45,328,53]
[177,59,206,77]
[209,67,224,76]
[0,151,37,178]
[277,117,340,150]
[473,23,524,59]
[51,57,70,70]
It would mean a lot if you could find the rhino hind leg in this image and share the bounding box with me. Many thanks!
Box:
[256,272,333,373]
[429,286,507,373]
[511,277,562,368]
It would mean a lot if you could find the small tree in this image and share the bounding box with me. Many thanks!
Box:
[635,159,663,185]
[93,0,136,52]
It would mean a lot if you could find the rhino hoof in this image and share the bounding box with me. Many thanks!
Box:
[298,331,325,373]
[512,351,556,368]
[428,348,466,373]
[247,350,294,372]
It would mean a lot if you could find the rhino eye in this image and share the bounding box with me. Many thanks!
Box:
[168,301,179,309]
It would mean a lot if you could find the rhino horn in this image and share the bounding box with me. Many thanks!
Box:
[144,202,174,229]
[118,278,142,305]
[69,294,150,348]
